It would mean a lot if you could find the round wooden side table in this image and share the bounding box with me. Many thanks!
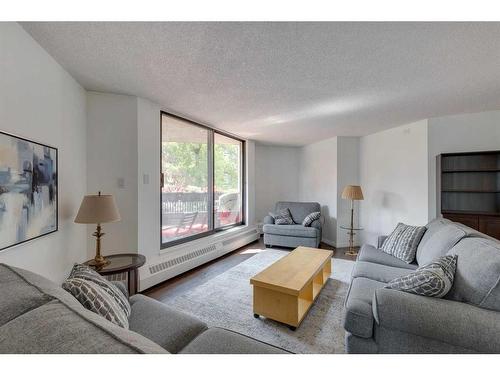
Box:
[84,253,146,295]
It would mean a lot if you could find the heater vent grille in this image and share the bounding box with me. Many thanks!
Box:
[149,244,217,275]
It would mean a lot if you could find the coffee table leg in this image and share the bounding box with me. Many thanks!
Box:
[253,313,260,318]
[288,325,297,331]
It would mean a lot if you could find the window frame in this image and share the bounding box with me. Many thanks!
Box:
[160,111,246,249]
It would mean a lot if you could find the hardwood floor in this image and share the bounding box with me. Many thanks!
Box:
[144,236,356,301]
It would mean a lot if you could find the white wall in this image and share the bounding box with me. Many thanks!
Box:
[255,144,301,222]
[0,23,87,283]
[428,111,500,219]
[299,137,338,245]
[137,98,161,261]
[337,137,360,247]
[359,120,429,246]
[86,92,138,256]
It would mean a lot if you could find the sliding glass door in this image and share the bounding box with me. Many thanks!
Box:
[161,112,244,248]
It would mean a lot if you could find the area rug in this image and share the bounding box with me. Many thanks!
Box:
[162,249,354,354]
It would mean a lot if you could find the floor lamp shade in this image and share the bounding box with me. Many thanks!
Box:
[75,194,121,224]
[341,185,364,201]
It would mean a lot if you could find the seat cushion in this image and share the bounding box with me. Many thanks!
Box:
[344,277,386,338]
[416,220,467,266]
[357,244,418,270]
[179,327,289,354]
[447,237,500,312]
[351,261,413,283]
[275,201,321,225]
[263,224,319,238]
[129,294,207,353]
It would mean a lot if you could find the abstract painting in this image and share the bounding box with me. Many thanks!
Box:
[0,131,58,251]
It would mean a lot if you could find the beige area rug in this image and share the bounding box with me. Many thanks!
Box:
[162,248,354,354]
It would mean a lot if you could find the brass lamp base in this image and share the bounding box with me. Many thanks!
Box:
[89,223,110,269]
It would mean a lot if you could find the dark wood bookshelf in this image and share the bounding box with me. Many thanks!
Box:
[440,150,500,240]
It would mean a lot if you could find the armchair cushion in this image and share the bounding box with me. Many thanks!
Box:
[275,201,321,225]
[269,208,294,225]
[263,224,319,238]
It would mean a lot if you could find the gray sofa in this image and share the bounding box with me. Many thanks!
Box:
[343,218,500,353]
[0,263,288,354]
[263,201,322,248]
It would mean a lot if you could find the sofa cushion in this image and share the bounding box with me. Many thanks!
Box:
[129,294,207,353]
[416,220,467,266]
[0,264,53,326]
[344,277,386,338]
[381,223,427,263]
[275,201,321,225]
[0,299,166,353]
[0,264,167,354]
[357,244,418,270]
[263,224,319,238]
[447,237,500,312]
[179,327,289,354]
[386,255,457,298]
[351,261,413,283]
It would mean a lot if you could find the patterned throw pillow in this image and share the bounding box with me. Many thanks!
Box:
[385,255,457,298]
[381,222,427,263]
[269,208,294,225]
[63,264,131,328]
[302,212,321,227]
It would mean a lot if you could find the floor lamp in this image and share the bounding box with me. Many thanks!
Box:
[341,185,364,256]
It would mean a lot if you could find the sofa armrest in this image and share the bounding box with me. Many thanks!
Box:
[263,215,274,225]
[377,235,388,249]
[310,219,322,230]
[373,288,500,353]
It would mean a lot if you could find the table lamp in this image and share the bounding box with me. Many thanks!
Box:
[341,185,364,256]
[75,191,121,268]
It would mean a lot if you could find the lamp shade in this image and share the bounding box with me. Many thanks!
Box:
[341,185,364,200]
[74,193,121,224]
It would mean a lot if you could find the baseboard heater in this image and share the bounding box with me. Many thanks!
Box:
[140,225,259,291]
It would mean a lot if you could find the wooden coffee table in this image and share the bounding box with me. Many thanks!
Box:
[250,246,333,330]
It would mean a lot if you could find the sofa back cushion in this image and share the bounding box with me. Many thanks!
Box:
[416,218,467,266]
[275,201,320,224]
[446,237,500,312]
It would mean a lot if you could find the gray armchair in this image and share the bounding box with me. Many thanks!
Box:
[263,201,322,248]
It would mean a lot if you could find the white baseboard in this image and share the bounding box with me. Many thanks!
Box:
[139,225,260,291]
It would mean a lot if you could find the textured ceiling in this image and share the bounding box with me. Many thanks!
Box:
[21,22,500,145]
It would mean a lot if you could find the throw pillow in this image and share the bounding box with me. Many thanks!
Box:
[302,212,321,227]
[381,222,427,263]
[68,263,131,315]
[63,264,131,328]
[269,208,294,225]
[385,255,457,298]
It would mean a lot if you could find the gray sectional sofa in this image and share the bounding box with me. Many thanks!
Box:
[343,218,500,353]
[263,201,322,248]
[0,263,288,354]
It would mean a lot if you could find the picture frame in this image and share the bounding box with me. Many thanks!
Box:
[0,130,58,251]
